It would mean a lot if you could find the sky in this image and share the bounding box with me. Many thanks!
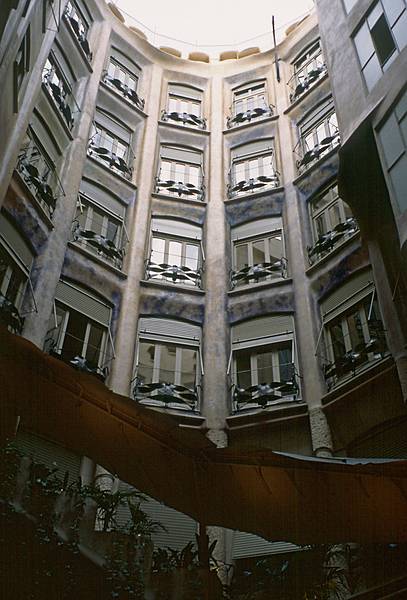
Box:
[114,0,315,58]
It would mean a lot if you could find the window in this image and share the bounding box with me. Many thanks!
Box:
[64,0,92,60]
[320,271,387,388]
[103,58,144,110]
[229,139,279,197]
[44,280,114,381]
[42,56,75,129]
[231,218,285,287]
[289,40,327,103]
[162,84,206,129]
[133,318,202,411]
[227,81,273,128]
[377,89,407,213]
[88,123,133,179]
[0,214,35,335]
[156,146,204,200]
[296,98,340,172]
[73,195,128,269]
[308,183,358,263]
[231,316,298,411]
[14,25,30,111]
[146,219,203,287]
[354,1,407,91]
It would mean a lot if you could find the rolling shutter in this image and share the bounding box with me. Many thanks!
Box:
[231,139,274,160]
[320,270,373,321]
[168,83,202,100]
[231,218,282,241]
[151,218,202,240]
[79,180,126,217]
[0,214,34,270]
[138,317,201,344]
[299,96,335,132]
[160,146,202,165]
[232,531,299,559]
[232,315,294,349]
[55,280,111,326]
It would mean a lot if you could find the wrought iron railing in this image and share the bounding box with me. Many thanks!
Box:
[227,172,280,198]
[145,259,202,287]
[231,257,287,288]
[103,72,145,111]
[155,176,205,201]
[227,104,274,129]
[308,218,359,264]
[295,130,340,173]
[0,293,25,335]
[288,53,327,103]
[132,378,200,411]
[87,137,134,180]
[42,66,79,130]
[63,8,92,61]
[72,221,127,269]
[16,139,65,219]
[322,320,387,389]
[161,109,206,129]
[232,363,299,412]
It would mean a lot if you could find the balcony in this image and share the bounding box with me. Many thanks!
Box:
[155,176,205,201]
[231,257,287,288]
[16,138,65,219]
[232,363,299,412]
[145,259,202,287]
[63,7,92,61]
[227,172,280,198]
[227,104,274,129]
[0,293,25,335]
[288,54,327,104]
[161,109,206,130]
[72,221,127,269]
[102,72,145,111]
[132,379,200,411]
[308,218,359,264]
[296,130,340,174]
[42,65,79,130]
[87,137,134,180]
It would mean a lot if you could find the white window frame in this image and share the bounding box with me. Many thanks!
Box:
[65,0,89,36]
[167,86,202,117]
[232,230,285,286]
[233,336,294,388]
[75,195,126,251]
[232,81,267,116]
[107,57,138,92]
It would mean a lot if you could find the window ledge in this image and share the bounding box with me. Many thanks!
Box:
[100,80,148,118]
[132,401,205,425]
[284,72,329,114]
[140,278,205,295]
[86,155,137,189]
[226,399,308,430]
[225,185,284,204]
[158,119,210,135]
[151,192,207,208]
[67,241,128,279]
[13,171,54,230]
[228,276,293,295]
[223,113,279,135]
[293,146,340,185]
[305,232,361,275]
[41,84,75,140]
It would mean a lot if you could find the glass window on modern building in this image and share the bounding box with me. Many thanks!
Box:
[103,55,144,110]
[88,115,134,180]
[230,218,286,288]
[133,318,203,411]
[377,88,407,213]
[230,315,298,412]
[296,97,340,172]
[228,139,279,197]
[227,80,273,128]
[288,39,327,103]
[156,145,204,201]
[161,83,206,129]
[146,218,203,288]
[44,280,114,381]
[353,1,407,91]
[319,270,388,388]
[308,182,358,263]
[0,214,35,335]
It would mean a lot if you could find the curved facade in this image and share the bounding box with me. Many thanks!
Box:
[1,0,407,573]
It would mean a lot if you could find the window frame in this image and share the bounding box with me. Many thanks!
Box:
[88,122,133,179]
[167,85,202,117]
[232,80,268,116]
[296,102,340,172]
[229,142,278,196]
[13,25,30,112]
[232,230,286,287]
[156,146,204,200]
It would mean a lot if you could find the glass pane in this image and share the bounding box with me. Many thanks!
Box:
[343,201,353,220]
[382,0,405,26]
[159,344,177,383]
[160,160,172,180]
[106,219,119,244]
[389,154,407,212]
[256,348,274,383]
[316,122,326,144]
[86,322,104,367]
[371,14,396,65]
[115,140,127,159]
[248,159,260,179]
[185,244,199,270]
[278,344,293,382]
[91,206,105,235]
[329,322,346,363]
[180,348,197,389]
[174,163,185,181]
[354,22,376,67]
[362,54,382,91]
[329,203,342,228]
[190,102,200,116]
[151,237,165,264]
[234,161,246,183]
[315,214,327,237]
[188,165,200,187]
[269,236,283,262]
[379,113,405,168]
[168,98,177,112]
[138,342,155,384]
[168,241,182,266]
[367,2,383,28]
[252,239,266,264]
[392,10,407,51]
[346,309,366,349]
[235,244,249,270]
[61,310,88,362]
[235,348,252,389]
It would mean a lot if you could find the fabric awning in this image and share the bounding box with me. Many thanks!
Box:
[1,325,407,544]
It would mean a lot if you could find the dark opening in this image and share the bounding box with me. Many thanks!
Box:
[371,14,396,66]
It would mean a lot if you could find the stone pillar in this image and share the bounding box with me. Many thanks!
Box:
[309,406,334,457]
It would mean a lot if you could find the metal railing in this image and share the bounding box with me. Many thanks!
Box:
[102,71,145,111]
[231,257,287,288]
[63,7,92,61]
[227,172,280,198]
[287,52,327,103]
[161,109,206,130]
[0,293,25,335]
[42,65,80,130]
[308,218,359,264]
[227,104,274,129]
[295,129,340,173]
[132,372,200,411]
[155,175,205,201]
[87,132,135,180]
[145,258,202,287]
[72,220,128,270]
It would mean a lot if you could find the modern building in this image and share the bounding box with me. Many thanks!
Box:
[1,0,407,596]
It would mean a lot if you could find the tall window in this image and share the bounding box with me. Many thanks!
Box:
[42,56,74,128]
[88,123,133,179]
[320,271,387,387]
[231,316,298,411]
[308,183,357,263]
[229,140,279,197]
[156,146,204,200]
[64,0,92,60]
[354,1,407,91]
[227,81,273,128]
[45,280,114,380]
[14,25,30,111]
[289,40,327,103]
[133,318,202,410]
[147,219,203,287]
[377,88,407,214]
[296,98,340,172]
[231,218,285,287]
[104,58,144,110]
[162,83,205,129]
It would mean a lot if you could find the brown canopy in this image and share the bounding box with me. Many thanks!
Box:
[1,325,407,544]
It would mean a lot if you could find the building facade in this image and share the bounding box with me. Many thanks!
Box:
[1,0,407,587]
